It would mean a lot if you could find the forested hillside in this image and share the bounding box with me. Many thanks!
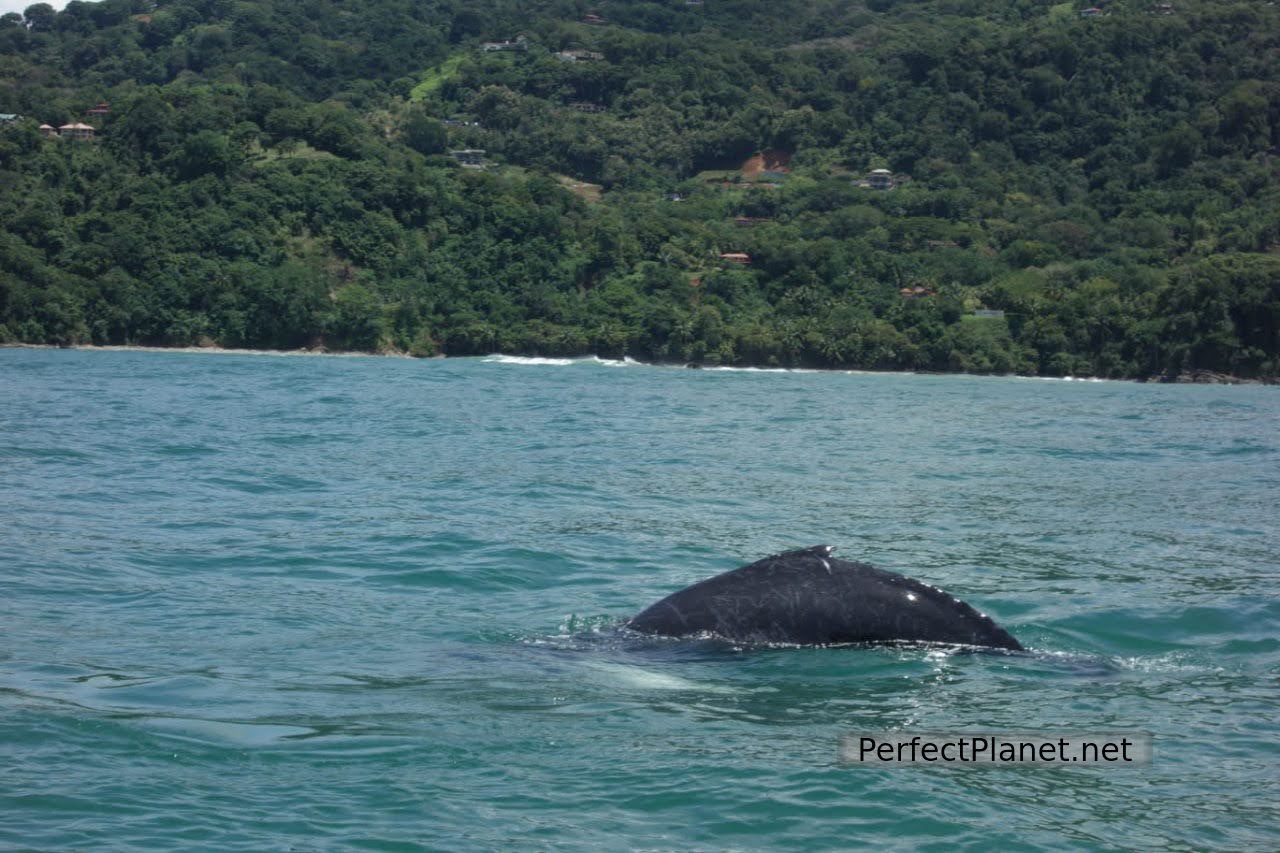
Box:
[1,0,1278,377]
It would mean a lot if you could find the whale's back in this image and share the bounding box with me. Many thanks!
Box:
[627,546,1023,650]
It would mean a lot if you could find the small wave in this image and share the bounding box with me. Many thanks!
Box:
[697,365,915,377]
[480,354,639,367]
[700,365,826,374]
[143,716,319,747]
[482,354,578,366]
[1110,652,1218,674]
[1209,444,1273,457]
[154,444,220,457]
[0,446,92,460]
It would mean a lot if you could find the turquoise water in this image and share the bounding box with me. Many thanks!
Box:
[2,348,1278,850]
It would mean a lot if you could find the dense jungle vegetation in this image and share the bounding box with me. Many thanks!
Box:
[1,0,1278,377]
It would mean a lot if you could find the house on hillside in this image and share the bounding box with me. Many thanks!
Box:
[866,168,894,190]
[568,101,606,113]
[0,113,23,124]
[719,252,751,265]
[583,13,607,25]
[1079,7,1106,17]
[59,122,95,141]
[556,49,604,62]
[39,123,58,139]
[481,35,528,52]
[449,149,487,168]
[85,102,110,118]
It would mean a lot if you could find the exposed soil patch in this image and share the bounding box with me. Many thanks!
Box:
[740,149,792,177]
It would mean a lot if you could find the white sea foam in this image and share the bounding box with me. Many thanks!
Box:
[1023,374,1111,383]
[481,354,579,366]
[1112,652,1213,673]
[700,364,824,374]
[21,344,1123,382]
[481,354,641,367]
[700,364,914,377]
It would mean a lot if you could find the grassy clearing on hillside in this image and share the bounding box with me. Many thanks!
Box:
[694,169,740,182]
[410,54,466,101]
[960,314,1009,327]
[250,142,338,164]
[555,174,603,204]
[1048,3,1075,21]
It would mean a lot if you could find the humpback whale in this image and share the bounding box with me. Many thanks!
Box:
[627,546,1023,651]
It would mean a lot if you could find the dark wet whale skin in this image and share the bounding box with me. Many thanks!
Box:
[627,546,1023,651]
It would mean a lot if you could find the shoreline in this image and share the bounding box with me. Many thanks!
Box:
[2,342,1275,385]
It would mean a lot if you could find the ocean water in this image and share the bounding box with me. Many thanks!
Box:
[2,348,1278,851]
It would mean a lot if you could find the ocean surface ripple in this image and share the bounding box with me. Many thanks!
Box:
[2,349,1278,850]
